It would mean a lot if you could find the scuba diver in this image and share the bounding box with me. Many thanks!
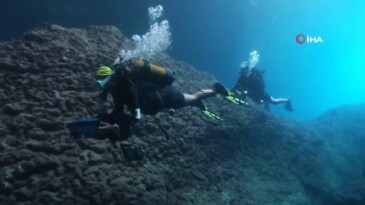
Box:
[66,58,246,160]
[233,66,293,112]
[92,58,231,139]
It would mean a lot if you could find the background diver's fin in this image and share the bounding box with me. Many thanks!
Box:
[285,99,293,112]
[67,117,100,137]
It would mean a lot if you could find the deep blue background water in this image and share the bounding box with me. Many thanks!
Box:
[1,0,364,121]
[162,0,365,121]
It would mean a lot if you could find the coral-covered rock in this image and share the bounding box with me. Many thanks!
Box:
[0,25,364,205]
[2,103,25,116]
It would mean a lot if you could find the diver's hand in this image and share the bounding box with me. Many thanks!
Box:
[133,108,142,123]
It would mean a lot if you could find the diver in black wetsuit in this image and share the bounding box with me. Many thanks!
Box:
[233,66,293,111]
[95,58,229,139]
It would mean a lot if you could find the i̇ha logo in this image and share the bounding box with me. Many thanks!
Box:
[296,34,323,44]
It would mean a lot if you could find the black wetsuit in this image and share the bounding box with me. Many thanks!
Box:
[98,59,185,137]
[98,72,138,138]
[233,67,271,103]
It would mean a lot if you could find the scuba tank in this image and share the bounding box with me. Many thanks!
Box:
[129,58,175,86]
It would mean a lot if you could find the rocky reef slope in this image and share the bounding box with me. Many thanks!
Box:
[306,104,365,205]
[0,25,364,205]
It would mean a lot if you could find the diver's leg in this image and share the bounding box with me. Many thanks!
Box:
[269,97,293,112]
[184,82,229,104]
[269,96,289,104]
[183,93,206,110]
[178,82,229,106]
[184,89,215,103]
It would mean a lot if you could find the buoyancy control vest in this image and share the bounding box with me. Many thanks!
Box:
[235,67,265,91]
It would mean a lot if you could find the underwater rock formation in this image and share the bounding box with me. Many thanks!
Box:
[306,104,365,205]
[0,25,364,205]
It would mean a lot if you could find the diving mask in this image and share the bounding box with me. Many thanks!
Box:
[96,75,111,89]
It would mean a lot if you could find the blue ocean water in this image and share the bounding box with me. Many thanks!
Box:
[1,0,364,121]
[160,0,365,121]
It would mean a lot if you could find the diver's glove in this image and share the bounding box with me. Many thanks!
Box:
[134,108,142,122]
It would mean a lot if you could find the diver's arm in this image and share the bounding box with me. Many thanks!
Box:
[127,85,141,121]
[99,89,108,101]
[98,78,112,102]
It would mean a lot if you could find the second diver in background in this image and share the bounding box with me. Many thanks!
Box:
[233,65,293,112]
